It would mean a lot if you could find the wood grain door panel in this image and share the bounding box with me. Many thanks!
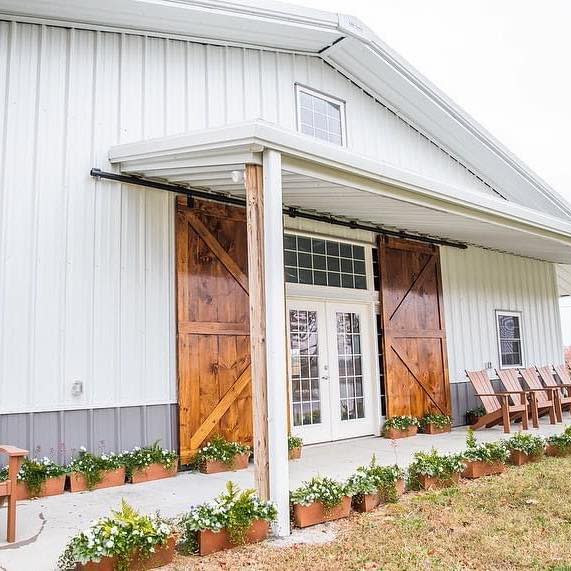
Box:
[176,198,252,464]
[378,237,451,418]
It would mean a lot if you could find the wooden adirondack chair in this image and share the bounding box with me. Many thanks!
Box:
[465,369,528,433]
[518,367,560,425]
[548,365,571,416]
[0,445,28,542]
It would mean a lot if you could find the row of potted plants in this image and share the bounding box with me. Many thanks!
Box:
[0,443,178,500]
[58,483,279,568]
[187,434,305,476]
[57,425,571,568]
[382,413,454,438]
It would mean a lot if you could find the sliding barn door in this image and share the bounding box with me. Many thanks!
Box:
[378,236,451,418]
[176,198,252,464]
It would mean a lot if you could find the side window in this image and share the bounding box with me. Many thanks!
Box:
[295,85,346,146]
[496,311,524,368]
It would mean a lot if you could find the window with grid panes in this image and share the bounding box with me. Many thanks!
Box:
[283,234,367,290]
[496,311,524,367]
[296,85,345,146]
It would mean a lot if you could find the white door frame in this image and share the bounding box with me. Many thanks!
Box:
[286,294,381,443]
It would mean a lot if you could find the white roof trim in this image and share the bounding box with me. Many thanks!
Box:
[109,120,571,249]
[3,0,570,219]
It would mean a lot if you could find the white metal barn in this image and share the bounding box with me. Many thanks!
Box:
[0,0,570,532]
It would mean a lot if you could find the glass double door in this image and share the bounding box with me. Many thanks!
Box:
[287,300,376,444]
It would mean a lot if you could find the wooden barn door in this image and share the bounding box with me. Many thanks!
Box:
[377,236,451,418]
[176,197,252,464]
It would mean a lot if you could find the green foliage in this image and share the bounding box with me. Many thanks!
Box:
[121,441,178,479]
[546,426,571,452]
[57,500,172,571]
[383,415,420,432]
[407,449,465,490]
[177,481,277,554]
[0,467,7,482]
[463,429,510,463]
[290,476,350,510]
[504,432,545,457]
[287,435,303,451]
[346,455,405,503]
[68,448,125,490]
[420,413,453,429]
[191,435,251,469]
[18,457,67,497]
[466,406,486,418]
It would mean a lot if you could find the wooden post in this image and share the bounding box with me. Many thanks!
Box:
[245,150,290,536]
[245,163,270,501]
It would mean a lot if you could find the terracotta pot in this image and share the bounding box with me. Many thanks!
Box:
[131,463,177,484]
[545,444,571,458]
[15,475,66,500]
[416,472,459,490]
[78,536,176,570]
[352,493,379,513]
[508,450,529,466]
[293,495,352,528]
[383,426,418,439]
[353,478,406,512]
[69,468,126,492]
[198,520,269,556]
[200,453,250,474]
[288,446,302,460]
[461,461,506,479]
[421,423,451,435]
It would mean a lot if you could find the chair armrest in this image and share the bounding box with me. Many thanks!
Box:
[519,388,550,392]
[0,445,28,457]
[477,390,526,396]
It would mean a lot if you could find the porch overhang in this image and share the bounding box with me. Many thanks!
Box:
[108,120,571,263]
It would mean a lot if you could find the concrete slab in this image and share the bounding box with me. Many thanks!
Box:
[0,417,567,570]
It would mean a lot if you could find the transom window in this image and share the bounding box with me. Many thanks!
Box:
[296,85,346,146]
[284,234,367,289]
[496,310,524,368]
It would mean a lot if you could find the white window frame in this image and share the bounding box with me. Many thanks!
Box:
[295,84,347,146]
[283,231,375,301]
[495,310,525,369]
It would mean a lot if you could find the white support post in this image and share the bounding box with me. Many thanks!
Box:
[262,149,290,537]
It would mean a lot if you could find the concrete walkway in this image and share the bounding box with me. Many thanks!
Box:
[0,417,567,571]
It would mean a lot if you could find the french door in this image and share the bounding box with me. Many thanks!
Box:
[287,300,376,444]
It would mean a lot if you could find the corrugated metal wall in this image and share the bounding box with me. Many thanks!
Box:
[441,245,563,384]
[0,20,503,414]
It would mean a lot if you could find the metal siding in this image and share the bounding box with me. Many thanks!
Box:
[0,21,552,413]
[441,246,564,389]
[0,405,177,463]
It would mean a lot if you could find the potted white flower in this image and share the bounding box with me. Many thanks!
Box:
[57,500,175,570]
[178,482,277,556]
[290,476,352,528]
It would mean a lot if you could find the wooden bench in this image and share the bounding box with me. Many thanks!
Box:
[0,445,28,542]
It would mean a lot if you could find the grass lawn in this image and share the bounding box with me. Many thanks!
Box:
[167,456,571,570]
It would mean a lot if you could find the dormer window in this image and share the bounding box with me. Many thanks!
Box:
[296,85,346,146]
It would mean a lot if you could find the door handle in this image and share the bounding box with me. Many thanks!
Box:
[321,375,329,381]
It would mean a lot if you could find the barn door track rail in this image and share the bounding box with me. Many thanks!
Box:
[90,168,467,250]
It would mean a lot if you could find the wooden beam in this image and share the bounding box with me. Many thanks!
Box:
[245,163,270,501]
[188,364,251,451]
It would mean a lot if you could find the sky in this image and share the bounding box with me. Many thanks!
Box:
[298,0,571,346]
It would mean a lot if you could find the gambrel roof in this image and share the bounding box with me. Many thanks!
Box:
[2,0,570,221]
